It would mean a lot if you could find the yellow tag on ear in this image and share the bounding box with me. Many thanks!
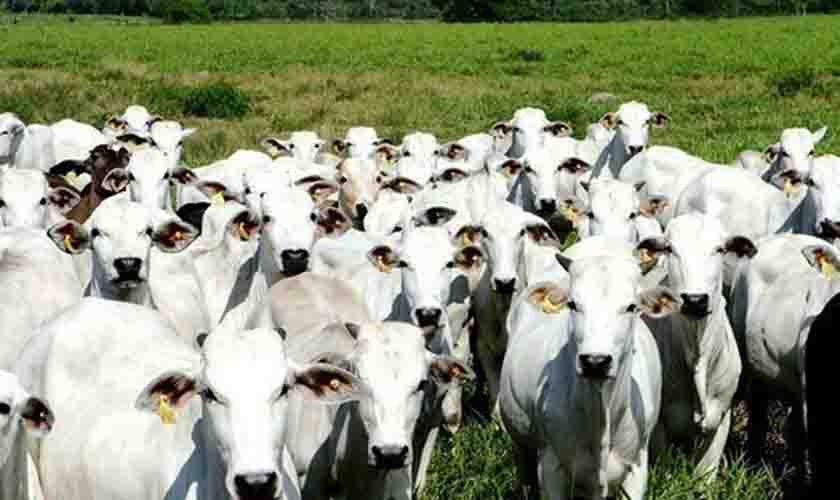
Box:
[561,206,579,224]
[66,171,78,184]
[211,192,225,206]
[540,295,565,314]
[63,234,75,252]
[819,255,836,278]
[461,232,474,247]
[638,248,655,264]
[238,222,251,241]
[784,178,800,197]
[374,256,393,273]
[158,395,177,425]
[329,378,341,391]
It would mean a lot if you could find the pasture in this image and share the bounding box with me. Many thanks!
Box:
[2,13,834,499]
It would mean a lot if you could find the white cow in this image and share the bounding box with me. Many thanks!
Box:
[0,170,79,228]
[125,148,195,211]
[50,119,108,164]
[46,196,198,305]
[637,214,754,478]
[17,299,364,500]
[336,157,385,228]
[744,245,840,471]
[500,254,669,500]
[333,127,388,160]
[0,370,53,500]
[102,105,156,140]
[0,114,56,172]
[760,127,828,182]
[392,132,439,187]
[511,138,591,216]
[261,131,327,164]
[490,108,572,160]
[572,178,663,244]
[592,101,670,179]
[175,150,274,208]
[150,201,270,340]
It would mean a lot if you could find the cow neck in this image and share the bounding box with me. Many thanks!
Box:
[88,257,152,306]
[572,331,635,498]
[592,133,629,179]
[773,187,814,235]
[0,426,30,500]
[173,402,229,500]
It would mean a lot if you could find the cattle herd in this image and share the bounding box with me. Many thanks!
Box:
[0,101,830,499]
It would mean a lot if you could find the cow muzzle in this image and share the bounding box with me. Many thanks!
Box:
[280,248,310,276]
[680,293,710,318]
[493,277,517,295]
[578,353,613,380]
[626,145,644,158]
[112,257,144,288]
[415,307,442,330]
[371,444,409,470]
[819,220,840,240]
[537,198,557,217]
[233,472,278,500]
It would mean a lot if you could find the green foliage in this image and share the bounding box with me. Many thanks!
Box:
[149,0,210,23]
[183,82,250,118]
[772,67,818,97]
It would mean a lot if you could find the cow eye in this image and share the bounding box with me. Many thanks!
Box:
[0,131,8,136]
[163,171,171,180]
[524,166,535,174]
[416,379,430,393]
[809,149,815,157]
[145,227,153,237]
[617,120,626,127]
[403,150,411,157]
[243,187,252,195]
[91,228,101,238]
[397,260,409,269]
[128,172,136,182]
[625,304,638,314]
[39,197,47,206]
[512,126,522,133]
[567,301,579,312]
[714,245,726,254]
[628,212,638,220]
[391,225,403,234]
[310,213,318,222]
[0,199,5,208]
[288,144,295,150]
[263,215,272,224]
[780,151,790,158]
[338,176,348,185]
[445,261,455,269]
[375,176,383,184]
[0,402,9,415]
[278,385,290,398]
[586,211,595,220]
[315,143,322,149]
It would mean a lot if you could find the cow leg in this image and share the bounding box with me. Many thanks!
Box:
[747,386,769,463]
[476,333,502,417]
[413,426,439,496]
[787,402,807,478]
[539,450,571,500]
[620,447,649,500]
[695,409,730,481]
[511,443,539,500]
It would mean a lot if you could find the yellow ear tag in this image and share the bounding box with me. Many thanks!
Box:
[540,295,565,314]
[63,234,75,252]
[238,222,251,241]
[461,232,474,247]
[561,206,579,224]
[374,256,393,273]
[329,378,341,391]
[819,255,836,278]
[211,192,226,206]
[66,171,78,184]
[158,395,177,425]
[638,248,655,264]
[784,178,800,197]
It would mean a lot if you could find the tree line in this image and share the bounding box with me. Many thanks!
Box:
[3,0,839,22]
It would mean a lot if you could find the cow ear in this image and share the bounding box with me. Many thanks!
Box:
[639,195,670,217]
[375,143,400,163]
[116,148,132,168]
[197,181,239,205]
[105,116,127,131]
[368,245,401,273]
[181,128,196,139]
[453,245,483,273]
[260,137,290,157]
[526,283,568,314]
[649,112,671,128]
[135,371,198,422]
[146,115,164,128]
[523,223,560,246]
[19,396,54,438]
[291,363,369,404]
[763,143,781,164]
[117,133,151,147]
[429,356,474,386]
[435,167,469,184]
[383,176,422,195]
[441,143,468,161]
[559,198,586,226]
[315,207,351,239]
[307,181,339,205]
[639,287,681,318]
[636,237,670,272]
[723,236,757,259]
[49,159,88,177]
[414,206,457,228]
[47,221,91,255]
[47,187,81,214]
[169,166,198,186]
[802,245,840,279]
[543,121,572,137]
[101,168,131,194]
[490,121,513,138]
[558,157,591,174]
[813,126,828,145]
[599,112,618,130]
[454,225,487,248]
[229,209,261,242]
[152,219,199,253]
[498,159,523,179]
[332,139,348,156]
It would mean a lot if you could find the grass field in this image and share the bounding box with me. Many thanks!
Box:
[1,13,828,499]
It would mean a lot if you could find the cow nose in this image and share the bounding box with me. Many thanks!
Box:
[234,472,278,500]
[415,308,442,328]
[820,219,840,239]
[113,257,142,277]
[372,445,409,470]
[493,277,517,295]
[538,199,557,215]
[627,145,644,157]
[280,249,310,276]
[355,203,369,221]
[579,353,613,379]
[680,293,710,318]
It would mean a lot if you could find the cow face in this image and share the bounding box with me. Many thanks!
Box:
[492,108,571,159]
[637,214,756,319]
[0,113,25,164]
[136,329,366,500]
[126,148,180,211]
[336,158,382,226]
[576,179,651,245]
[148,121,195,166]
[260,187,349,277]
[765,127,827,184]
[338,322,472,470]
[262,131,326,164]
[519,140,591,217]
[334,127,382,160]
[0,370,53,470]
[393,132,438,187]
[48,197,198,290]
[0,170,80,228]
[804,160,840,239]
[603,101,669,158]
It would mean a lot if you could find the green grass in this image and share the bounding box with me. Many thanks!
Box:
[0,15,824,498]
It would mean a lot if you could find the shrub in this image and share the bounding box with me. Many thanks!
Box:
[153,0,211,24]
[773,67,817,97]
[183,82,250,119]
[515,49,545,63]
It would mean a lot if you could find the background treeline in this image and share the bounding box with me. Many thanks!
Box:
[3,0,840,22]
